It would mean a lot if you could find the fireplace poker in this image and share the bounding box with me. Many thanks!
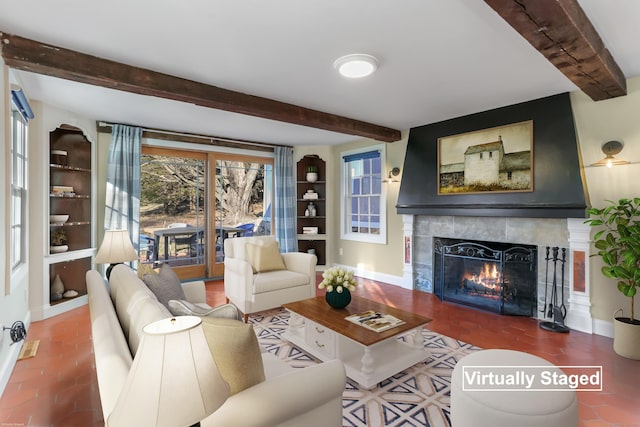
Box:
[560,248,567,319]
[541,247,550,314]
[548,247,559,319]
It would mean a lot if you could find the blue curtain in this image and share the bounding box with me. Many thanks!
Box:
[104,124,142,250]
[273,146,298,252]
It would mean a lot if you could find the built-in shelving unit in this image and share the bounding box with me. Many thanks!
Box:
[45,126,95,313]
[296,155,326,266]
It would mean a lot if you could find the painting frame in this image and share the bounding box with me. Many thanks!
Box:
[437,120,534,195]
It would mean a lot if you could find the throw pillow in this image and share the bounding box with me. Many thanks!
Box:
[142,263,186,309]
[245,241,286,273]
[200,317,266,395]
[168,299,215,316]
[136,263,158,280]
[168,300,242,320]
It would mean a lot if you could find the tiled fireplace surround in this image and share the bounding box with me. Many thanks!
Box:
[402,215,594,334]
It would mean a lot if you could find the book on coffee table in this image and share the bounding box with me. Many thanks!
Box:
[345,310,406,332]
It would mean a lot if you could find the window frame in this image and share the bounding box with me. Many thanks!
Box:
[340,144,387,244]
[9,108,28,273]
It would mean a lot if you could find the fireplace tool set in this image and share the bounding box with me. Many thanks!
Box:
[540,246,570,333]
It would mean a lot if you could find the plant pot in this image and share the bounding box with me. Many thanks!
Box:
[50,245,68,254]
[306,172,318,183]
[613,312,640,360]
[325,289,351,309]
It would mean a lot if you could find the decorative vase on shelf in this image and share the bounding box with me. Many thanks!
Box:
[51,274,65,301]
[325,289,351,309]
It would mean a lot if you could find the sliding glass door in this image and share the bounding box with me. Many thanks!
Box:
[209,155,272,277]
[140,147,273,279]
[140,147,207,279]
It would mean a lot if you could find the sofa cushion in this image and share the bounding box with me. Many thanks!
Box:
[142,263,186,309]
[127,295,171,356]
[201,317,265,395]
[253,270,310,294]
[114,273,160,338]
[246,240,286,273]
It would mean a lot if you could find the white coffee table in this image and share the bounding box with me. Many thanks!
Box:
[282,296,432,389]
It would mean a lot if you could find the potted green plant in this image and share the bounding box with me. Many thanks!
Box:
[50,228,69,254]
[306,165,318,183]
[585,198,640,359]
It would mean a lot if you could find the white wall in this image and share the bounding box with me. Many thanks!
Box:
[329,132,409,286]
[571,75,640,323]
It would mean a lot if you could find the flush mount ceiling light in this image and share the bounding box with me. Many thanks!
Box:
[591,140,630,168]
[333,54,378,78]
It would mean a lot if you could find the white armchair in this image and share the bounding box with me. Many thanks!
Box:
[224,236,317,320]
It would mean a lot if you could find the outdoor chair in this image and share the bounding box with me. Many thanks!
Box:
[236,223,255,237]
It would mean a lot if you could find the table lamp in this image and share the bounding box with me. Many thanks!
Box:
[107,316,230,427]
[94,229,138,279]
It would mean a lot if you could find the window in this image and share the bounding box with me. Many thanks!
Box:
[489,151,493,159]
[340,145,386,244]
[10,109,28,270]
[480,152,483,160]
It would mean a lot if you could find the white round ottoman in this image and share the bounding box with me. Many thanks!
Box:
[451,349,578,427]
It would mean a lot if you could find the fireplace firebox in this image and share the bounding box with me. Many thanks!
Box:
[433,238,537,316]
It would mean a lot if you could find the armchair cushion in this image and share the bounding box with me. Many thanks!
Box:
[246,240,286,273]
[142,263,186,309]
[254,270,310,294]
[201,317,266,395]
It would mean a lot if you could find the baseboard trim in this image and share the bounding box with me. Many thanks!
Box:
[593,318,614,338]
[334,264,408,289]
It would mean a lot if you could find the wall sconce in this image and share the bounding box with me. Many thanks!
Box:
[386,167,401,183]
[591,140,629,168]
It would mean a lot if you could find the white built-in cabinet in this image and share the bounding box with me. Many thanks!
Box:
[30,106,97,321]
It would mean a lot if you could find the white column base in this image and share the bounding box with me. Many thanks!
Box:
[567,218,593,334]
[566,293,593,334]
[402,215,414,290]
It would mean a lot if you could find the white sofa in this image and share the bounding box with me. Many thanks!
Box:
[87,264,346,427]
[224,236,317,319]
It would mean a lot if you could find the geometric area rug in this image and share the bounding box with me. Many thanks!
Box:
[249,308,481,427]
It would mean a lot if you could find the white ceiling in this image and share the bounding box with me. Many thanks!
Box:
[1,0,640,146]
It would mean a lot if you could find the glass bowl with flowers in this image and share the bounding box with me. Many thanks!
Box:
[318,266,357,309]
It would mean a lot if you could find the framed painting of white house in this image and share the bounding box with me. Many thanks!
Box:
[437,120,533,195]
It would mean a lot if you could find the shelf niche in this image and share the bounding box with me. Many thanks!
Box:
[296,155,326,266]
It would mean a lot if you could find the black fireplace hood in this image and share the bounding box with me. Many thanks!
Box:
[397,93,588,218]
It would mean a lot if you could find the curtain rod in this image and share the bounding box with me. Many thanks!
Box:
[98,121,292,150]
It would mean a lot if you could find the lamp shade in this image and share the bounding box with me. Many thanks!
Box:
[94,230,137,264]
[108,316,230,427]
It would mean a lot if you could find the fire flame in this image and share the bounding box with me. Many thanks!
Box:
[463,263,501,290]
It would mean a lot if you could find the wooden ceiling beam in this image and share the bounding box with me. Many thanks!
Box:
[0,31,401,142]
[484,0,626,101]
